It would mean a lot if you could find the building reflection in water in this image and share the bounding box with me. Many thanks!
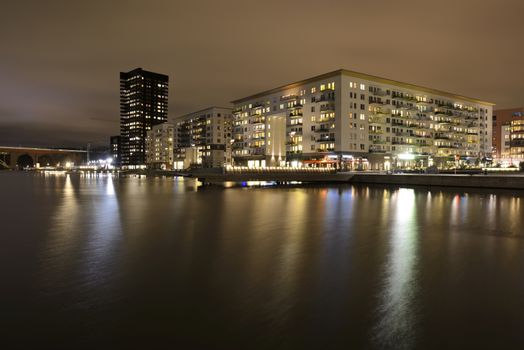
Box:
[39,174,124,295]
[373,188,419,348]
[39,173,80,292]
[82,175,122,287]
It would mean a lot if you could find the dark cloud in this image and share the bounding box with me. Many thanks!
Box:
[1,0,523,148]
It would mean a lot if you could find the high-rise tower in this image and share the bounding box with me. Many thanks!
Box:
[120,68,168,167]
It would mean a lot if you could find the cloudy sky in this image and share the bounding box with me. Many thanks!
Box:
[1,0,523,147]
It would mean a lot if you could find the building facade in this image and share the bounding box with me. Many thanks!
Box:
[510,118,524,161]
[145,123,175,169]
[173,107,233,168]
[492,108,524,159]
[120,68,169,168]
[232,69,493,169]
[109,135,121,166]
[500,123,511,159]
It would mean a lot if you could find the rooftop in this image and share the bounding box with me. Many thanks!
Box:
[231,69,495,106]
[174,106,233,121]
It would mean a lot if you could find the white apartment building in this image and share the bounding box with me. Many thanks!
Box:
[232,69,494,169]
[173,107,233,169]
[145,123,175,169]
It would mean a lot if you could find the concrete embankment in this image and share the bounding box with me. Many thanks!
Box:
[194,170,524,190]
[350,173,524,190]
[194,171,353,184]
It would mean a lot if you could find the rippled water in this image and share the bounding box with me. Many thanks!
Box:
[2,172,524,349]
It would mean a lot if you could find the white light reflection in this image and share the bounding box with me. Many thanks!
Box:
[82,175,122,285]
[374,188,419,348]
[39,173,80,292]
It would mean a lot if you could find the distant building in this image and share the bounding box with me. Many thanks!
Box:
[173,107,233,169]
[492,108,524,158]
[231,69,494,169]
[510,118,524,161]
[120,68,169,168]
[110,135,121,166]
[145,123,174,170]
[500,123,511,159]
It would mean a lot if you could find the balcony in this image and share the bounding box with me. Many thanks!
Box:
[313,127,332,133]
[369,117,386,125]
[369,100,385,107]
[372,89,387,96]
[314,94,335,103]
[316,117,335,123]
[317,137,336,143]
[280,94,298,101]
[372,139,387,145]
[289,112,303,118]
[319,104,335,112]
[392,94,417,102]
[287,122,303,127]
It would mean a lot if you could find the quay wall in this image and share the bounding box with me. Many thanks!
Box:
[350,174,524,190]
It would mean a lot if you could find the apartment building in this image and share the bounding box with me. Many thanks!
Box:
[231,69,493,169]
[492,108,524,158]
[173,107,233,169]
[145,123,174,169]
[119,68,169,168]
[500,123,511,159]
[510,118,524,161]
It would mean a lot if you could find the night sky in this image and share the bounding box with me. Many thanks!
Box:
[1,0,523,148]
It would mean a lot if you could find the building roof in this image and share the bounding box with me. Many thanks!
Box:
[173,106,233,121]
[231,69,495,106]
[120,67,169,80]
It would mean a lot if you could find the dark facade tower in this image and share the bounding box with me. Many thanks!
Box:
[120,68,169,167]
[110,135,121,166]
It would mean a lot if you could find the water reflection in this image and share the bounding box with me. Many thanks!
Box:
[374,188,419,348]
[82,176,122,288]
[39,174,81,293]
[4,173,524,348]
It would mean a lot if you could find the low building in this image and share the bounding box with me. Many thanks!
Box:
[145,123,174,169]
[231,69,494,170]
[173,107,233,168]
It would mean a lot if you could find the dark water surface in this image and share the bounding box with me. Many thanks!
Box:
[2,172,524,349]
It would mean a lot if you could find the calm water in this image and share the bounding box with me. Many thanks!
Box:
[2,172,524,349]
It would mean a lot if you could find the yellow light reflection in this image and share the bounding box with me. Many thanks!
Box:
[374,188,419,348]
